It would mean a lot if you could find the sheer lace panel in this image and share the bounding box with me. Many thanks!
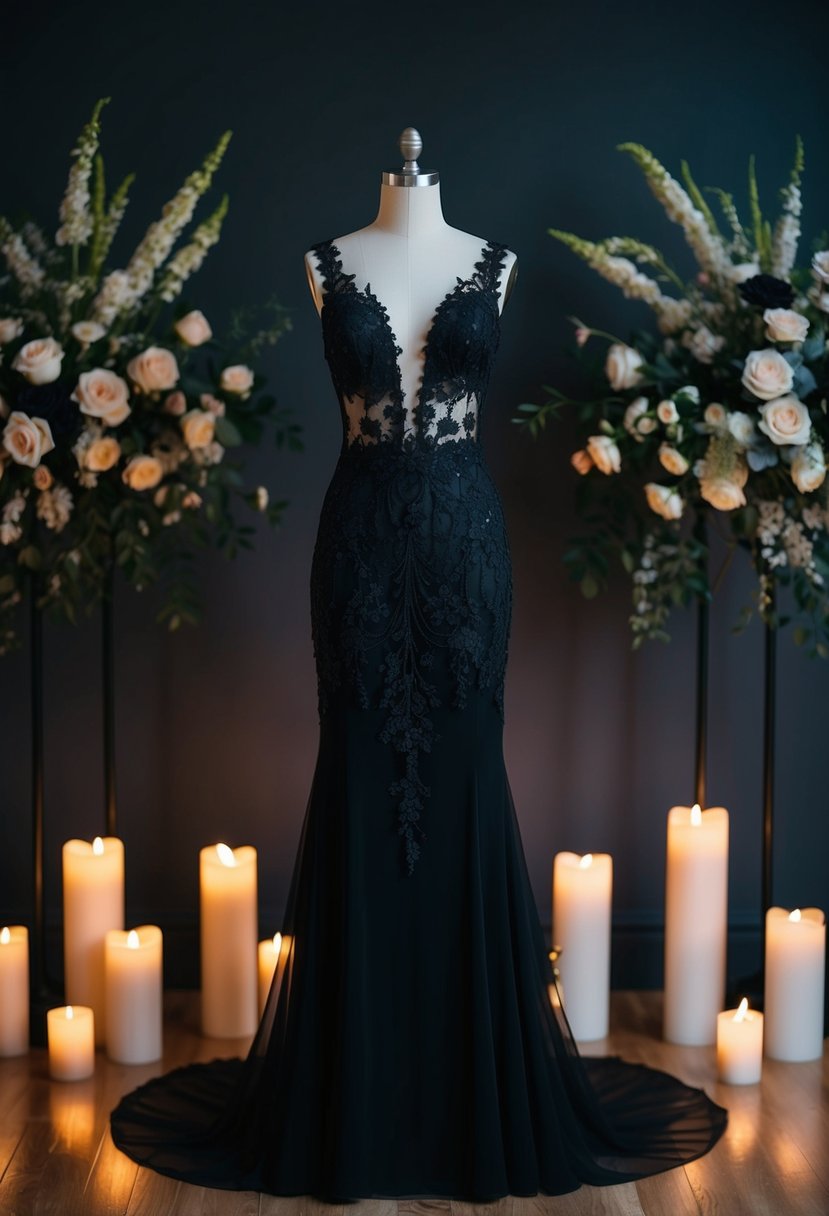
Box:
[310,237,508,450]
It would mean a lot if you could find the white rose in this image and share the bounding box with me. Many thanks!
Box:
[127,346,180,393]
[586,434,621,475]
[2,410,55,467]
[11,337,64,385]
[811,251,829,285]
[174,310,213,347]
[180,409,216,450]
[0,318,24,345]
[729,262,761,283]
[645,483,684,520]
[757,394,811,446]
[791,442,826,494]
[656,399,679,425]
[219,364,255,397]
[623,396,650,441]
[71,368,132,427]
[741,348,795,400]
[85,436,121,472]
[676,384,700,404]
[658,444,689,476]
[728,411,756,447]
[122,455,164,491]
[255,485,269,510]
[763,308,809,343]
[704,403,728,430]
[71,320,106,346]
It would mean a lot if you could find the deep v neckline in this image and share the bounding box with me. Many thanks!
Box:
[320,236,504,431]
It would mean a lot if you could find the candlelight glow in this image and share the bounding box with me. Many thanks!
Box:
[579,853,594,869]
[216,842,237,866]
[273,931,282,950]
[789,908,802,922]
[127,929,140,949]
[690,804,702,826]
[92,836,104,854]
[66,1005,75,1019]
[734,997,749,1022]
[0,927,9,945]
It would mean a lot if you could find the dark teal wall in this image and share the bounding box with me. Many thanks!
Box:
[1,0,828,988]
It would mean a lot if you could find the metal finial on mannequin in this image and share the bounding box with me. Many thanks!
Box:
[382,127,439,188]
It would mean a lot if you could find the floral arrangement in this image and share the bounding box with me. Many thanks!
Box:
[0,97,301,656]
[516,138,829,655]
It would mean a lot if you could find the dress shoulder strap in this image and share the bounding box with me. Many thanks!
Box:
[477,240,509,298]
[309,238,356,298]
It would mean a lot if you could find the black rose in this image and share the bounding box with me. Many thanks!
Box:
[737,274,795,310]
[14,382,82,443]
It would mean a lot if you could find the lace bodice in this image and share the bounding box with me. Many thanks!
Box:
[309,237,509,450]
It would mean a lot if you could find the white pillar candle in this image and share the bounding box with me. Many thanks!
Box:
[764,906,826,1062]
[0,926,29,1057]
[104,925,163,1064]
[47,1005,95,1080]
[200,843,258,1038]
[552,852,612,1041]
[62,836,124,1046]
[258,931,286,1017]
[717,998,763,1084]
[663,804,729,1045]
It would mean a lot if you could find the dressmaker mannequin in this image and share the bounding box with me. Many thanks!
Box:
[304,128,518,413]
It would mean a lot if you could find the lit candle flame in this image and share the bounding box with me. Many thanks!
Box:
[579,853,594,869]
[92,836,104,854]
[789,908,802,922]
[734,997,749,1022]
[273,931,282,950]
[66,1005,74,1019]
[216,842,236,866]
[690,804,702,826]
[0,927,9,945]
[127,929,140,949]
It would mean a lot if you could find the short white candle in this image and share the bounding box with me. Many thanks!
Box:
[663,803,729,1045]
[764,906,826,1062]
[552,852,612,1041]
[62,836,124,1046]
[47,1005,95,1081]
[717,998,763,1084]
[200,843,258,1038]
[104,925,163,1064]
[0,926,29,1057]
[258,931,286,1017]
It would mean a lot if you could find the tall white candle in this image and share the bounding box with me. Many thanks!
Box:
[258,931,287,1017]
[717,998,763,1084]
[62,836,124,1046]
[552,852,613,1041]
[200,843,258,1038]
[764,906,825,1062]
[663,803,728,1045]
[47,1005,95,1080]
[0,926,29,1057]
[104,925,163,1064]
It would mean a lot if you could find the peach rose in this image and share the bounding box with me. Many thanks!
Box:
[586,434,621,475]
[11,337,64,384]
[180,409,216,450]
[219,364,254,397]
[2,410,55,467]
[122,455,164,491]
[163,391,187,416]
[741,348,795,401]
[645,483,684,520]
[570,449,593,475]
[200,392,225,417]
[174,310,213,347]
[71,368,131,427]
[33,464,53,490]
[0,318,24,345]
[127,346,180,393]
[658,444,689,476]
[85,436,121,472]
[758,394,811,446]
[791,443,826,494]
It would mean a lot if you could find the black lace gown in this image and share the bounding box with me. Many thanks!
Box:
[109,236,727,1200]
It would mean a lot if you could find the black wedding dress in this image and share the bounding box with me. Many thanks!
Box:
[109,235,727,1200]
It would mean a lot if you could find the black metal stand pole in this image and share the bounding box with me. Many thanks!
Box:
[760,583,776,977]
[102,553,117,837]
[693,514,708,809]
[28,570,64,1046]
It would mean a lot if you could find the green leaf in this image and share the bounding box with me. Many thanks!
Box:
[580,573,599,599]
[214,416,243,446]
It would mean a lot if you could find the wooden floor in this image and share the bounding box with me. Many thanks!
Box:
[0,990,826,1215]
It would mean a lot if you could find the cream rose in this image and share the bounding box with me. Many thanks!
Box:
[676,384,701,405]
[219,363,255,397]
[85,436,121,472]
[623,396,648,441]
[656,399,679,425]
[71,320,106,346]
[790,443,826,494]
[704,403,728,430]
[605,343,644,391]
[122,455,164,491]
[0,318,24,344]
[645,483,684,520]
[757,394,811,446]
[255,485,269,511]
[2,411,55,467]
[127,345,180,393]
[180,409,216,450]
[729,262,761,284]
[741,348,795,400]
[811,251,829,284]
[658,444,689,476]
[71,368,131,427]
[570,449,593,475]
[33,464,53,490]
[11,337,64,385]
[586,434,621,475]
[763,308,809,343]
[174,310,213,347]
[728,411,756,447]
